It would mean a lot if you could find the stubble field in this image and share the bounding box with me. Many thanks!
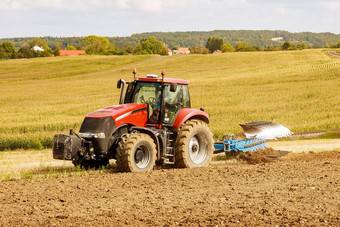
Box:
[0,49,339,150]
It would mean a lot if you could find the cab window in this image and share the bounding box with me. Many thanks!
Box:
[163,84,190,124]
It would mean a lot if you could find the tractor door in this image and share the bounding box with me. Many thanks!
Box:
[163,84,190,125]
[125,81,163,124]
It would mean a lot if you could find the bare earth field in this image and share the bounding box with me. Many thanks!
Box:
[0,150,339,226]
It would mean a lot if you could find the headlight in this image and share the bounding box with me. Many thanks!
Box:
[79,132,105,139]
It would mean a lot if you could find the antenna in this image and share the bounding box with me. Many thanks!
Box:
[133,68,137,80]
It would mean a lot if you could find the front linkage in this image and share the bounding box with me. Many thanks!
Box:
[53,129,108,169]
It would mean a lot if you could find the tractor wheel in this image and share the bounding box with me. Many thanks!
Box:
[116,133,157,172]
[175,119,214,168]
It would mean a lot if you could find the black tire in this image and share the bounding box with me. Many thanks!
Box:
[175,119,214,168]
[116,133,157,172]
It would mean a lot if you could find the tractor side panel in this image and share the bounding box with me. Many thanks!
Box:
[114,107,148,128]
[172,108,210,128]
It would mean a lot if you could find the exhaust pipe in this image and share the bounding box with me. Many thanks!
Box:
[117,79,126,104]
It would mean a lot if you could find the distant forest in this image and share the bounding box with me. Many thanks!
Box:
[1,30,340,50]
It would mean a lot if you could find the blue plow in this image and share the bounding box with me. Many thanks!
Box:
[214,121,292,154]
[214,138,267,153]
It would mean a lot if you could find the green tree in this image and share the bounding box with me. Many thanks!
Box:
[66,45,76,50]
[82,35,110,54]
[221,43,234,52]
[205,37,224,53]
[189,46,209,54]
[0,42,16,59]
[76,44,83,50]
[134,36,168,55]
[297,42,307,50]
[125,46,135,54]
[53,48,60,56]
[282,41,297,50]
[172,46,179,50]
[235,41,257,52]
[53,42,62,56]
[55,42,63,50]
[266,46,280,51]
[106,43,123,55]
[18,47,34,58]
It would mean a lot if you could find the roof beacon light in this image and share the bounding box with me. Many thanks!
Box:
[132,68,137,80]
[161,69,165,81]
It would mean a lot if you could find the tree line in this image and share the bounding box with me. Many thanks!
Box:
[2,30,340,50]
[1,34,340,59]
[189,37,311,54]
[0,35,169,59]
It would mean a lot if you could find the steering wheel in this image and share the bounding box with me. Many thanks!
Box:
[148,97,155,103]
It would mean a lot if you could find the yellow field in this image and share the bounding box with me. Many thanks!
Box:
[0,49,339,150]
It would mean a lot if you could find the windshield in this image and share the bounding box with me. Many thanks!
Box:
[131,82,162,106]
[129,82,162,123]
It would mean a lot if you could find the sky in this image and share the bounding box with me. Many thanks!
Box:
[1,0,339,38]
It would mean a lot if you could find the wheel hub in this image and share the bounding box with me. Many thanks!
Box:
[135,149,144,163]
[134,145,151,169]
[188,135,208,164]
[189,136,200,155]
[192,144,199,152]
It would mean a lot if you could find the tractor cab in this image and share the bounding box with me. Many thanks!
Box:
[118,72,191,126]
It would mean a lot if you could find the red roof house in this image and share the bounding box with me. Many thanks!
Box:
[59,50,86,56]
[176,47,190,55]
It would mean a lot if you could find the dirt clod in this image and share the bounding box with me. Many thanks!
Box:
[238,148,290,164]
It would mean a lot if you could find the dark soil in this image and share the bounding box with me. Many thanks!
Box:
[0,151,339,226]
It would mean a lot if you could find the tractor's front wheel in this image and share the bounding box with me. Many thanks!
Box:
[175,120,214,168]
[116,133,157,172]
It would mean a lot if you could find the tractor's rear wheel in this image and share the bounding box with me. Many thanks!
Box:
[116,133,157,172]
[175,120,214,168]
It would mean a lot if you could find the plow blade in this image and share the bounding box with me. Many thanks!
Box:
[239,121,293,140]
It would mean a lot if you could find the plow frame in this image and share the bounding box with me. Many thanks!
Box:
[214,138,267,153]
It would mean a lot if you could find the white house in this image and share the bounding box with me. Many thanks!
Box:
[32,46,44,52]
[167,48,173,56]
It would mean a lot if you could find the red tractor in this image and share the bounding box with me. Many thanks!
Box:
[53,70,214,172]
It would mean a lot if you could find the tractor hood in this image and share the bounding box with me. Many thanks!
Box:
[79,103,148,154]
[85,103,148,128]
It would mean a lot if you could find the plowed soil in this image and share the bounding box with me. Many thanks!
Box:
[1,151,339,226]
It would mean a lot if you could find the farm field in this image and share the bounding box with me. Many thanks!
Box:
[0,50,340,226]
[0,150,339,226]
[0,49,339,150]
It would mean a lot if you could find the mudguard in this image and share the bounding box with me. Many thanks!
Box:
[172,108,209,128]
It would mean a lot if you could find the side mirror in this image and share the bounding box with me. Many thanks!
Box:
[170,83,177,92]
[117,79,122,89]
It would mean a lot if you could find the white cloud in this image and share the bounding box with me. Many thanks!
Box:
[321,1,340,12]
[0,0,339,37]
[0,0,212,12]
